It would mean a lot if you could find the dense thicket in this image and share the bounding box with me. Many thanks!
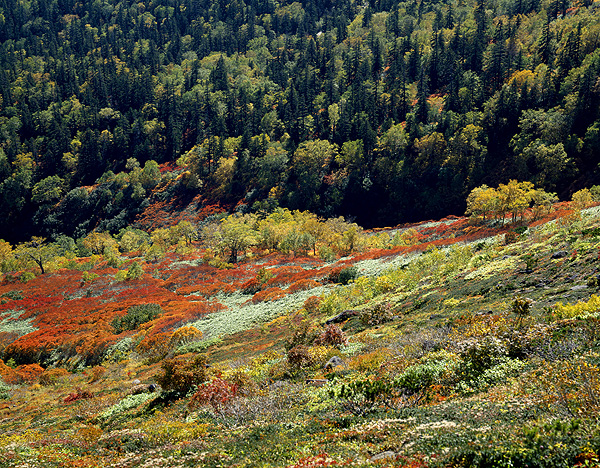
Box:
[0,0,599,241]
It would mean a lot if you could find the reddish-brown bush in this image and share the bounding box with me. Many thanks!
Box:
[39,368,70,386]
[287,345,313,369]
[157,355,208,394]
[315,324,347,347]
[251,287,286,304]
[189,377,239,410]
[87,365,106,383]
[288,279,320,293]
[303,296,322,313]
[0,359,19,385]
[64,388,94,403]
[15,363,45,384]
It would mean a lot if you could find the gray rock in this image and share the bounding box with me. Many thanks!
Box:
[551,251,569,259]
[370,451,398,462]
[325,310,359,325]
[128,383,158,396]
[324,356,346,371]
[476,310,494,316]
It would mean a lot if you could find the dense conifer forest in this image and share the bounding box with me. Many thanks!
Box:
[0,0,599,241]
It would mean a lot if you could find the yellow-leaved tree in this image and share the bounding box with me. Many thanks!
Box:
[14,237,60,275]
[466,180,557,224]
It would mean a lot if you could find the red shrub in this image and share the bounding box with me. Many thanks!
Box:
[288,279,320,293]
[251,287,286,304]
[315,324,347,347]
[189,377,239,410]
[64,388,94,403]
[15,363,45,383]
[303,296,322,313]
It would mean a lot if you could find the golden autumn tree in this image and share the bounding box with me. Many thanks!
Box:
[466,185,499,221]
[466,181,557,224]
[204,213,259,263]
[14,237,60,275]
[0,240,15,272]
[82,231,118,256]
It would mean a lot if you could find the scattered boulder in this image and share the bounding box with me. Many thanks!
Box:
[324,356,346,371]
[551,251,569,259]
[325,310,359,325]
[128,383,158,396]
[370,451,398,462]
[476,310,494,316]
[305,379,328,387]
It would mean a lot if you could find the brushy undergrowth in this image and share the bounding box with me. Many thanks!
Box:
[3,207,600,467]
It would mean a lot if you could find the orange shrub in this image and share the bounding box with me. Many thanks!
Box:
[251,287,286,303]
[39,368,70,386]
[87,365,106,383]
[303,296,322,313]
[136,331,171,361]
[15,363,45,383]
[0,359,19,385]
[288,279,320,293]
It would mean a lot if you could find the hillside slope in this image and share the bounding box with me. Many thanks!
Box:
[1,202,600,467]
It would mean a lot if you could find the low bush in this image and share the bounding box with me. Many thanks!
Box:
[457,336,508,381]
[111,303,163,334]
[287,345,314,369]
[157,355,209,396]
[396,351,458,392]
[329,377,423,416]
[349,349,390,372]
[0,381,11,400]
[359,302,395,326]
[328,266,358,285]
[39,368,70,386]
[87,365,106,383]
[284,318,321,351]
[64,388,94,403]
[458,358,527,394]
[189,377,239,410]
[303,296,322,313]
[315,324,347,347]
[14,363,45,384]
